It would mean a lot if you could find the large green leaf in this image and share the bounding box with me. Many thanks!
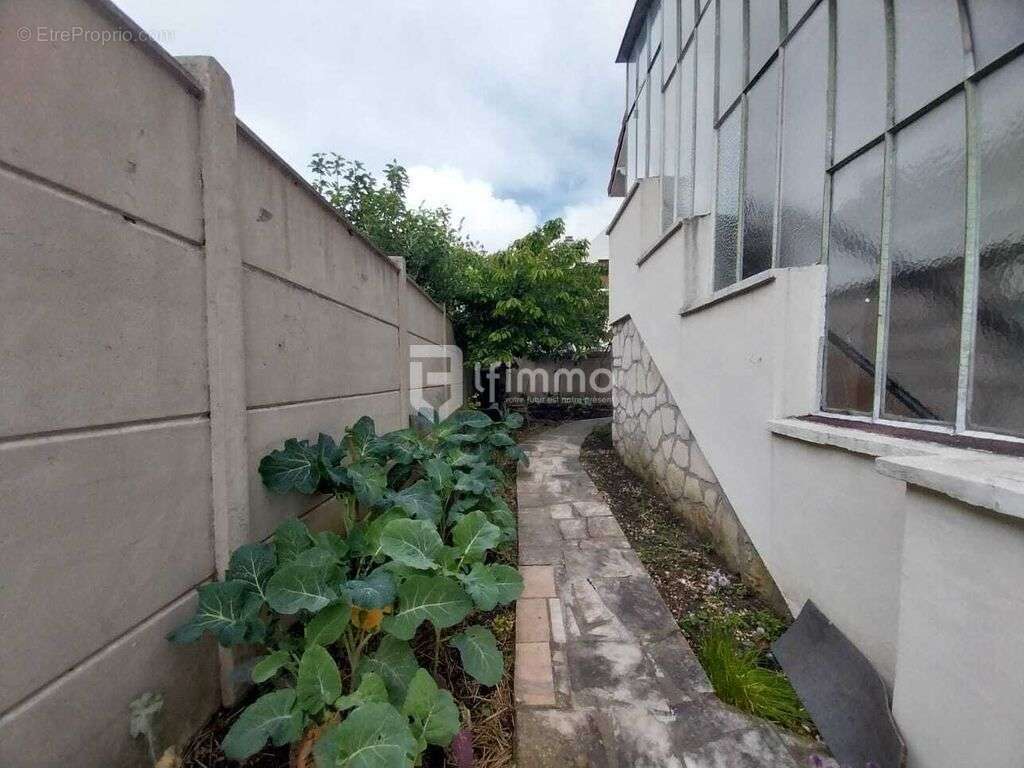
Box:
[402,669,460,747]
[381,576,473,641]
[387,480,442,524]
[304,599,351,646]
[421,456,453,493]
[349,461,389,509]
[251,650,291,684]
[354,637,420,706]
[334,671,390,711]
[504,444,529,465]
[368,428,427,465]
[297,644,343,714]
[273,518,314,565]
[344,415,377,460]
[502,411,524,429]
[314,531,349,562]
[363,509,406,560]
[487,431,516,447]
[449,626,503,686]
[221,689,303,760]
[294,546,344,571]
[483,500,517,543]
[453,464,501,495]
[379,519,444,570]
[345,568,398,609]
[266,563,337,614]
[459,563,523,610]
[438,409,492,435]
[259,438,320,494]
[451,511,501,564]
[168,580,262,646]
[226,543,276,600]
[313,703,415,768]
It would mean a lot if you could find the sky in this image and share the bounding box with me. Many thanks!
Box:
[115,0,633,251]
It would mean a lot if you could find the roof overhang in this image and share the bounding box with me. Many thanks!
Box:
[615,0,655,63]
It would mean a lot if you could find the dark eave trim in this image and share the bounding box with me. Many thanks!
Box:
[615,0,654,63]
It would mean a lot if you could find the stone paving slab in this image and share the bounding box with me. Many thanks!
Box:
[514,419,810,767]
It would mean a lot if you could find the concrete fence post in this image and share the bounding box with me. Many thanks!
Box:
[177,56,251,706]
[396,258,410,427]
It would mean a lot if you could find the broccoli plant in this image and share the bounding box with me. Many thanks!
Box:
[168,408,526,765]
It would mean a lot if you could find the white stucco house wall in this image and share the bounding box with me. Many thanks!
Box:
[602,2,1024,767]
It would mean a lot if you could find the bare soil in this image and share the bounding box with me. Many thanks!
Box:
[579,424,788,651]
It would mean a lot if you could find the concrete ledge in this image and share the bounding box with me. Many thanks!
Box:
[876,453,1024,522]
[770,417,1024,521]
[605,179,641,235]
[679,270,775,317]
[636,219,683,267]
[768,417,936,459]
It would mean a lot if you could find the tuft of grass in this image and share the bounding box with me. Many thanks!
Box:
[696,622,811,730]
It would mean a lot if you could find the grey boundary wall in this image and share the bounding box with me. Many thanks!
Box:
[611,317,787,613]
[0,1,458,765]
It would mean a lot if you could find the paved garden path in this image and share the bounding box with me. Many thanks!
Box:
[513,418,816,768]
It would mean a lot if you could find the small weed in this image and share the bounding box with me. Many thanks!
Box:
[696,621,811,730]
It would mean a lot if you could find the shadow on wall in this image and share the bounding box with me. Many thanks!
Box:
[611,317,788,614]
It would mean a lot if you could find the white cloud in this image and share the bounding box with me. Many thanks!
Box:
[406,166,539,252]
[113,0,634,220]
[561,197,622,241]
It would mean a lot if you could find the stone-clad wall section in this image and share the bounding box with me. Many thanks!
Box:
[611,318,785,610]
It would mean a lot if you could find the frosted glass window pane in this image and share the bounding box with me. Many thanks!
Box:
[742,64,779,278]
[714,108,743,289]
[694,11,717,214]
[650,58,665,179]
[718,0,745,116]
[627,59,637,108]
[664,0,679,84]
[640,18,650,77]
[627,107,638,188]
[970,55,1024,436]
[663,72,680,230]
[894,0,964,121]
[749,0,780,78]
[835,0,886,161]
[824,144,884,414]
[886,94,966,423]
[779,2,827,267]
[966,0,1024,70]
[788,0,817,30]
[651,1,664,59]
[639,83,651,177]
[676,47,696,219]
[681,0,696,42]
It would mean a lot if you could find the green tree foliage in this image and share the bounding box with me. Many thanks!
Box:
[452,219,608,365]
[309,153,477,309]
[309,155,608,366]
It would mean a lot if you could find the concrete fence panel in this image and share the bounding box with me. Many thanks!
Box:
[0,1,461,764]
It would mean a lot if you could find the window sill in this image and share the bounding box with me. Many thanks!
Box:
[636,219,683,267]
[605,180,641,235]
[769,417,1024,521]
[679,270,775,317]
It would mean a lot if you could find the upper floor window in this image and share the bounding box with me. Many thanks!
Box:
[617,0,1024,438]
